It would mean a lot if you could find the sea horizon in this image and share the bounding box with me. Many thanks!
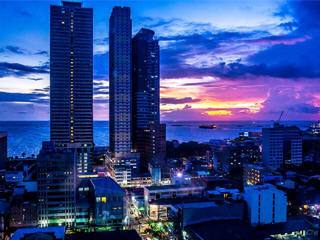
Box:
[0,120,314,158]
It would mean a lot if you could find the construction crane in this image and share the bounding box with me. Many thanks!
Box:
[278,111,284,122]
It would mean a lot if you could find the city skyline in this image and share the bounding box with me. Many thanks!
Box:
[1,0,320,121]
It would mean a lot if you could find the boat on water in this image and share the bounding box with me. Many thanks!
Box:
[199,124,217,129]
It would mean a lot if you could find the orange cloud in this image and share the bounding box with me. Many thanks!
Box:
[205,110,232,116]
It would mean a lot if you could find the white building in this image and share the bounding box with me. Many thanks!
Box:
[144,184,204,205]
[244,184,287,226]
[262,123,302,170]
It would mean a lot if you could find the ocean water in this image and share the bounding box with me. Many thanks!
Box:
[0,121,312,157]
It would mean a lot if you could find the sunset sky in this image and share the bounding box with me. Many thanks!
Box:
[1,0,320,121]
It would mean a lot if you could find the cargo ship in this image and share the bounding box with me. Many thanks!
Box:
[199,124,216,129]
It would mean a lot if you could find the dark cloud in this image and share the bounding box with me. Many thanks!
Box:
[5,45,25,54]
[0,45,48,55]
[162,60,315,79]
[160,30,270,79]
[244,1,320,79]
[154,1,320,81]
[146,18,179,28]
[0,91,47,103]
[258,87,319,118]
[161,97,202,104]
[182,81,216,87]
[278,21,298,31]
[35,50,48,55]
[212,62,319,79]
[289,1,320,31]
[27,77,43,81]
[289,103,320,114]
[0,62,49,78]
[161,33,317,79]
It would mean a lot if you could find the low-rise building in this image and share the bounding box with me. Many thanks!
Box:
[77,176,126,230]
[183,216,320,240]
[11,227,65,240]
[244,164,266,186]
[144,184,204,205]
[244,184,287,226]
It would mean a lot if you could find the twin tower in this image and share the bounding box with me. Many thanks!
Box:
[50,2,165,173]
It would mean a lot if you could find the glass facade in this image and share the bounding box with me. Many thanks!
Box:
[50,1,93,146]
[109,7,133,156]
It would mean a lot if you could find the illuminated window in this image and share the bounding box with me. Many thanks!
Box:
[61,21,65,24]
[101,197,106,203]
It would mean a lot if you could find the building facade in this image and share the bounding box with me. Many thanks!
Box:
[37,142,76,228]
[50,1,93,147]
[132,28,165,172]
[77,177,126,230]
[144,185,204,206]
[109,10,165,174]
[244,184,287,226]
[109,6,132,157]
[132,28,160,128]
[244,164,265,186]
[0,132,7,170]
[262,123,302,170]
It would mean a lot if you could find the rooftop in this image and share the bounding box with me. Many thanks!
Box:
[150,196,214,206]
[186,220,265,240]
[145,184,203,191]
[65,230,141,240]
[185,215,319,240]
[11,227,65,240]
[62,1,82,7]
[90,177,124,195]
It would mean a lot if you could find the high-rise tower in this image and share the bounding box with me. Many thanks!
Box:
[262,123,302,170]
[132,28,165,171]
[132,28,160,129]
[109,7,132,157]
[50,1,93,147]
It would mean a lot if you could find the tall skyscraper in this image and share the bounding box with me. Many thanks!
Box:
[0,132,7,170]
[50,1,93,147]
[262,123,302,170]
[108,7,165,175]
[132,28,160,130]
[132,28,165,171]
[109,7,132,157]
